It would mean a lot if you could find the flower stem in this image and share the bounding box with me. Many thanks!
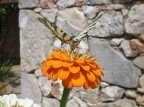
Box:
[60,88,71,107]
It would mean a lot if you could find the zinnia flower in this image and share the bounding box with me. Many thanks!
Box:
[41,49,103,90]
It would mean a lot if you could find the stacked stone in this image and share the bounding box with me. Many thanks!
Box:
[19,0,144,107]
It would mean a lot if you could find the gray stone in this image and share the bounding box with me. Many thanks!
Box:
[33,8,42,13]
[77,40,89,54]
[122,9,129,18]
[100,82,109,88]
[112,0,132,3]
[56,7,86,37]
[101,86,125,102]
[51,80,63,100]
[136,95,144,106]
[42,97,60,107]
[125,4,144,41]
[110,38,124,46]
[83,6,97,19]
[19,10,54,72]
[77,88,100,104]
[93,100,137,107]
[39,0,56,9]
[88,11,124,37]
[89,38,141,88]
[19,0,39,8]
[120,40,133,57]
[84,0,111,5]
[140,75,144,88]
[35,68,42,77]
[103,4,125,10]
[133,55,144,70]
[114,98,138,107]
[21,72,42,104]
[57,0,76,9]
[40,9,58,23]
[38,77,52,97]
[67,97,87,107]
[125,90,137,99]
[137,88,144,94]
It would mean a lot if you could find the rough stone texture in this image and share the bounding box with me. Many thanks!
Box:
[39,0,56,9]
[130,39,144,57]
[140,75,144,88]
[82,6,97,19]
[56,7,86,36]
[42,97,60,107]
[137,88,144,94]
[57,0,76,9]
[125,4,144,41]
[35,68,42,78]
[77,88,100,104]
[120,40,133,57]
[110,38,124,46]
[19,0,39,8]
[89,38,141,88]
[33,8,42,13]
[100,82,109,88]
[88,99,138,107]
[21,72,42,104]
[51,80,63,100]
[84,0,111,5]
[67,97,87,107]
[101,86,125,102]
[103,4,125,10]
[125,90,137,99]
[38,77,52,97]
[136,95,144,106]
[112,0,132,3]
[113,99,138,107]
[133,55,144,70]
[19,10,54,72]
[122,9,129,20]
[88,11,124,37]
[40,9,58,23]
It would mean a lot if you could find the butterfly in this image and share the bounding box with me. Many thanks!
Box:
[38,12,103,51]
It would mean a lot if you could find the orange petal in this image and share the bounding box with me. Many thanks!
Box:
[52,68,60,81]
[83,80,89,90]
[90,81,98,89]
[69,65,80,73]
[88,63,97,69]
[75,59,84,64]
[71,72,85,87]
[93,69,103,76]
[86,72,96,82]
[62,75,73,89]
[81,64,90,71]
[45,60,53,67]
[96,77,102,84]
[41,64,49,76]
[52,60,63,68]
[47,70,53,80]
[59,69,70,80]
[63,62,73,67]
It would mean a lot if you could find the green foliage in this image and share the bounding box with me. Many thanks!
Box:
[0,60,12,83]
[0,4,18,15]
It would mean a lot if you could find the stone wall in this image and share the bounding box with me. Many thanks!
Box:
[19,0,144,106]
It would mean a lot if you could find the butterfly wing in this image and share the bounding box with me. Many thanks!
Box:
[73,11,103,41]
[38,18,73,44]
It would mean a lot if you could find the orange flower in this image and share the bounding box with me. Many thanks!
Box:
[41,49,103,90]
